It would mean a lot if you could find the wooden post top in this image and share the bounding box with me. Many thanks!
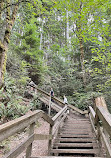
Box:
[95,96,108,111]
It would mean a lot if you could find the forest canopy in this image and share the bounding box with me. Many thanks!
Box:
[0,0,111,120]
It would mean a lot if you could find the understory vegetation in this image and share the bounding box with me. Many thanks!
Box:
[0,0,111,121]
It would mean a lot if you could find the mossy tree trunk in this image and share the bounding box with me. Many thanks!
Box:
[0,0,18,88]
[0,0,4,18]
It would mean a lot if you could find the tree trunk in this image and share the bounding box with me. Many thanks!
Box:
[79,36,86,86]
[40,20,43,50]
[0,1,18,88]
[0,0,4,18]
[66,10,69,44]
[76,2,86,86]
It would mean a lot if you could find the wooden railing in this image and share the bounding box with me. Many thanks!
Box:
[0,106,68,158]
[36,87,88,115]
[89,96,111,158]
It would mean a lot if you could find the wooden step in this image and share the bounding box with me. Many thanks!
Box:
[51,110,102,157]
[62,127,92,129]
[53,143,95,148]
[58,134,93,138]
[30,156,104,158]
[60,129,92,132]
[59,131,90,134]
[65,121,90,123]
[63,124,91,127]
[54,138,96,143]
[51,149,99,154]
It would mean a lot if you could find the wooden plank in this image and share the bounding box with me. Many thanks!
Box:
[96,106,111,137]
[36,87,86,115]
[55,138,95,142]
[67,118,90,121]
[63,125,91,128]
[64,122,91,125]
[62,127,91,130]
[89,106,96,121]
[52,112,67,136]
[2,134,34,158]
[60,129,92,132]
[26,122,35,158]
[54,143,94,148]
[51,102,62,111]
[68,104,85,115]
[0,110,54,143]
[32,157,104,158]
[42,112,54,126]
[64,121,91,123]
[51,149,99,154]
[58,134,93,138]
[89,113,97,135]
[48,125,53,155]
[61,127,91,130]
[52,106,67,122]
[40,97,61,112]
[60,131,90,134]
[34,134,52,140]
[100,127,111,158]
[95,97,108,111]
[0,110,43,142]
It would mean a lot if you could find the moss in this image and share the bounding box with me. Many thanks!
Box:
[0,41,5,52]
[2,53,7,82]
[4,36,10,44]
[13,15,16,20]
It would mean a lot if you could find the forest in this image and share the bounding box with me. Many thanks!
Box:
[0,0,111,121]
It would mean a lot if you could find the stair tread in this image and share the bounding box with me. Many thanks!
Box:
[51,149,99,154]
[58,134,93,138]
[60,131,91,134]
[55,138,96,142]
[62,128,92,130]
[30,156,104,158]
[63,124,91,126]
[53,143,96,147]
[62,126,91,129]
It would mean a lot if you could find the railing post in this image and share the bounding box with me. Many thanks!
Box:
[48,124,53,155]
[94,107,101,141]
[48,96,51,116]
[26,122,35,158]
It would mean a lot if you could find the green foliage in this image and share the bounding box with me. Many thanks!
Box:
[72,91,102,110]
[0,73,29,120]
[29,94,41,111]
[1,0,110,120]
[0,100,28,120]
[12,15,47,84]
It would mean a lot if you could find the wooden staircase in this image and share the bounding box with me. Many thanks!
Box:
[1,87,110,158]
[51,112,102,157]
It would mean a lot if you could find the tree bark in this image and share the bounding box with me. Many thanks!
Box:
[76,2,86,86]
[0,0,18,88]
[79,36,86,86]
[0,0,4,18]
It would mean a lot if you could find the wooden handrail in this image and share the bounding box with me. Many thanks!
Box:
[0,110,54,142]
[0,110,42,142]
[96,106,111,137]
[52,106,68,139]
[52,105,67,122]
[36,87,87,115]
[0,105,67,158]
[89,97,111,158]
